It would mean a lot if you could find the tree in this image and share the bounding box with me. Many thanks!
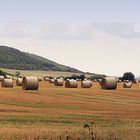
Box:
[15,71,20,77]
[122,72,135,82]
[64,74,86,80]
[79,74,85,80]
[0,70,6,77]
[90,74,105,80]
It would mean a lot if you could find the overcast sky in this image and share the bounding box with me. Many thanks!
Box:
[0,0,140,76]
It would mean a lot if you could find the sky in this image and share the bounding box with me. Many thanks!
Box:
[0,0,140,76]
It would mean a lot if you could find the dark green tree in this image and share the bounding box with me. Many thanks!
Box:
[79,74,85,80]
[0,70,6,77]
[90,74,105,80]
[15,71,20,77]
[122,72,135,81]
[64,74,85,80]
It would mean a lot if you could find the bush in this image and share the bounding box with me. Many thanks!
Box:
[122,72,135,82]
[0,70,6,77]
[64,74,85,80]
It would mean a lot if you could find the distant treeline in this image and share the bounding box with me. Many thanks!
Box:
[46,74,106,81]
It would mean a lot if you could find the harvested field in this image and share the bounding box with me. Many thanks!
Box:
[0,81,139,139]
[0,68,87,77]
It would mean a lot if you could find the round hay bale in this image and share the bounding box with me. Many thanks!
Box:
[38,77,43,81]
[65,79,78,88]
[132,80,137,84]
[81,80,92,88]
[118,79,122,82]
[124,80,129,82]
[100,77,117,90]
[12,77,16,80]
[54,79,64,86]
[1,79,13,88]
[123,82,132,88]
[93,79,97,82]
[97,79,102,83]
[22,76,39,90]
[44,77,50,81]
[16,78,22,86]
[115,77,119,82]
[49,79,55,83]
[6,75,12,79]
[0,76,4,82]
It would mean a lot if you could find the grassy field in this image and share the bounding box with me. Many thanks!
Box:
[0,80,139,139]
[0,68,86,77]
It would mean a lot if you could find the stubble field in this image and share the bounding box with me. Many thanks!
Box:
[0,81,139,140]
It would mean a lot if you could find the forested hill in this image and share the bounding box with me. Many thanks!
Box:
[0,46,81,73]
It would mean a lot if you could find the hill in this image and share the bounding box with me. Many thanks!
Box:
[0,46,82,73]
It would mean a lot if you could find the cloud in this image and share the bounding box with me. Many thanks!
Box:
[0,22,140,41]
[37,23,140,40]
[0,22,33,38]
[91,23,140,39]
[37,23,95,40]
[0,22,140,76]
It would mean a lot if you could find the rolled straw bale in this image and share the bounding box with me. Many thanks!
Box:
[12,77,16,80]
[44,77,50,81]
[54,79,64,86]
[38,77,43,81]
[59,77,64,80]
[1,79,13,88]
[97,79,102,83]
[132,79,137,84]
[22,76,39,90]
[0,76,4,82]
[65,79,78,88]
[6,75,11,79]
[115,77,119,82]
[81,80,92,88]
[118,79,122,82]
[49,79,55,83]
[124,80,129,82]
[100,77,117,90]
[16,78,22,86]
[123,82,132,88]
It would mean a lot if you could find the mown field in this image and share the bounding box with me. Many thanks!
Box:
[0,81,139,140]
[0,68,85,77]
